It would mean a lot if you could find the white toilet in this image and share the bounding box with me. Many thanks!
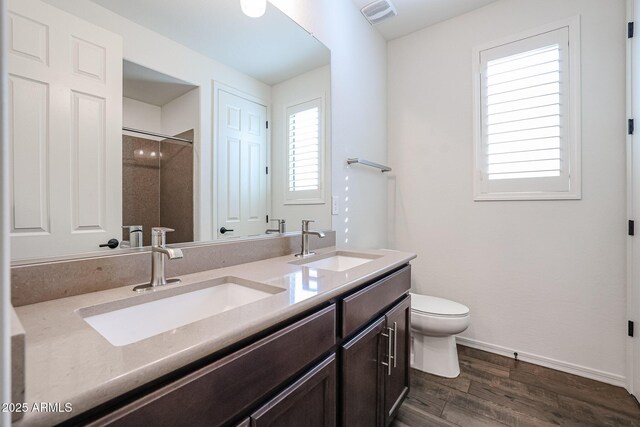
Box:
[410,293,470,378]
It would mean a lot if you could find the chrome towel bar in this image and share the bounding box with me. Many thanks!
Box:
[346,158,392,173]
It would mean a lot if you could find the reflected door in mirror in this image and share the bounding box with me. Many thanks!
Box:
[217,90,268,238]
[8,0,123,260]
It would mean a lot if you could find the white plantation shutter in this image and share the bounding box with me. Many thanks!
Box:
[474,24,581,200]
[286,98,324,202]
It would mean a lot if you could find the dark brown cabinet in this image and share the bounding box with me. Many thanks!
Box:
[341,266,412,338]
[88,305,336,427]
[250,355,336,427]
[341,295,411,427]
[383,296,410,426]
[341,318,386,426]
[76,265,412,427]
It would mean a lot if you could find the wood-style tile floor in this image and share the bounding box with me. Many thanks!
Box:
[392,345,640,427]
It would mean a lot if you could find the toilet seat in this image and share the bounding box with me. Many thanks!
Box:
[410,293,469,317]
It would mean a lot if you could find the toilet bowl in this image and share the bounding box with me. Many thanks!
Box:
[410,293,470,378]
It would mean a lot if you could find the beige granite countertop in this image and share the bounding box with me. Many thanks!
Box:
[13,246,415,426]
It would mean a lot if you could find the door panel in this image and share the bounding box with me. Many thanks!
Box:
[8,0,122,259]
[251,355,336,427]
[71,91,106,231]
[384,295,411,426]
[8,75,49,233]
[226,136,242,221]
[217,89,267,238]
[8,11,49,64]
[341,317,385,427]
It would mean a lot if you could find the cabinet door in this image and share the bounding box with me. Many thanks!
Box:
[341,317,385,427]
[384,295,411,426]
[250,355,336,427]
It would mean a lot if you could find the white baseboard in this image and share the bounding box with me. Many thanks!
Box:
[455,336,627,388]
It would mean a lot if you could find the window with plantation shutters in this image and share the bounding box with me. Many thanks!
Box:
[473,21,581,200]
[286,98,324,203]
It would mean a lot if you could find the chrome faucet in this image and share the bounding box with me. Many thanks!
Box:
[266,218,286,234]
[133,227,183,292]
[121,225,143,248]
[296,220,325,257]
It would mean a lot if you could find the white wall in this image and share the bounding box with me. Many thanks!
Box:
[123,92,199,143]
[388,0,628,384]
[123,97,162,140]
[161,88,199,138]
[270,0,388,248]
[271,65,331,231]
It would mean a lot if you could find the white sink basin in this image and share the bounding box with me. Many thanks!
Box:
[290,251,381,272]
[79,277,283,346]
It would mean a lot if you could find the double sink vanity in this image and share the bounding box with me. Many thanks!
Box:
[12,236,416,426]
[5,1,412,425]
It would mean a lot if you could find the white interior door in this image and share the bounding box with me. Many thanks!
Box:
[629,0,640,398]
[8,0,122,260]
[217,89,268,238]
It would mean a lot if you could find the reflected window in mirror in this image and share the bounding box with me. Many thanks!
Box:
[286,98,325,204]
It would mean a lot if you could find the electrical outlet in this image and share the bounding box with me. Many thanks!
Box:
[332,196,339,215]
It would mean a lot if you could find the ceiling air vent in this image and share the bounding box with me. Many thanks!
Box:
[360,0,397,25]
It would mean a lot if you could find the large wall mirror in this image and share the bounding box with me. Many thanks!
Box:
[8,0,331,261]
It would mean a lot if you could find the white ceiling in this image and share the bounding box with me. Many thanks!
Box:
[353,0,501,40]
[70,0,330,85]
[123,61,197,106]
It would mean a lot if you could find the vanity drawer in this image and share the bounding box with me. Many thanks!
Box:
[90,304,336,427]
[341,265,410,338]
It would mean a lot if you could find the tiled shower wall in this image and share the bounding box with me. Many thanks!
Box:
[160,131,194,244]
[122,135,160,246]
[122,130,194,245]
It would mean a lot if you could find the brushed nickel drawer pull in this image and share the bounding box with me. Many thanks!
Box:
[381,330,392,375]
[393,321,398,368]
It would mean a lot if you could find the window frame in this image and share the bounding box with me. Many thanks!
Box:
[472,16,582,201]
[284,97,326,205]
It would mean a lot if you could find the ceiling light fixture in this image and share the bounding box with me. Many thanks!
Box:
[241,0,266,18]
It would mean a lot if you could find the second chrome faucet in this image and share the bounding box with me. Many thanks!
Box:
[134,227,183,292]
[265,218,286,234]
[296,220,325,257]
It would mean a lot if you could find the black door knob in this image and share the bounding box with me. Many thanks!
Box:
[99,238,119,249]
[219,227,234,234]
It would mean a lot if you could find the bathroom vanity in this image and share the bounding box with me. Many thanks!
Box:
[12,247,415,426]
[5,1,411,425]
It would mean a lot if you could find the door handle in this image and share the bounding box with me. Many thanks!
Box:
[99,238,119,249]
[219,227,234,234]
